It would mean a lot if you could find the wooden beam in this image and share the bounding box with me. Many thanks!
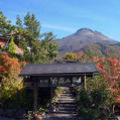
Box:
[34,80,38,112]
[83,74,87,90]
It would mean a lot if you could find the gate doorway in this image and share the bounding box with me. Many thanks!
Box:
[20,63,98,111]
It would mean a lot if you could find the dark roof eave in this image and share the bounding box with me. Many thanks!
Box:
[20,71,99,77]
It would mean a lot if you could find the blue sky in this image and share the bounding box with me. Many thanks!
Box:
[1,0,120,41]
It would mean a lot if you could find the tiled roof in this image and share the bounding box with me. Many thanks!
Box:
[20,63,99,76]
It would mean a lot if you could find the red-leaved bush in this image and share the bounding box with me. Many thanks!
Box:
[0,52,26,88]
[93,57,120,103]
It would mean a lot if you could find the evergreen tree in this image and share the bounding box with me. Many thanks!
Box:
[14,12,58,63]
[0,11,59,63]
[24,12,40,39]
[0,11,15,36]
[16,15,22,27]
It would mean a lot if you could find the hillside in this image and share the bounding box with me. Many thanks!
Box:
[56,28,119,55]
[81,43,120,57]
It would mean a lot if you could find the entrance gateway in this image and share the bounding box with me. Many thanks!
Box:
[20,62,99,111]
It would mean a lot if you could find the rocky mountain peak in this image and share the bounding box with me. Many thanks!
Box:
[56,28,118,55]
[75,28,94,35]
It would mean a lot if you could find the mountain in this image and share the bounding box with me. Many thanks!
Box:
[56,28,119,55]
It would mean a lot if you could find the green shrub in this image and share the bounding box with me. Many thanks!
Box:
[78,88,111,120]
[38,107,47,114]
[91,88,111,108]
[0,88,33,109]
[79,107,100,119]
[24,111,34,120]
[8,37,16,55]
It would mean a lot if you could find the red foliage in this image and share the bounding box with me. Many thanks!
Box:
[93,57,120,103]
[0,52,26,77]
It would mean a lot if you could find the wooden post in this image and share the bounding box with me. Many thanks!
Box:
[83,74,87,90]
[34,80,38,112]
[50,87,53,111]
[49,77,53,112]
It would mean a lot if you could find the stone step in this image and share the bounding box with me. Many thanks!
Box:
[57,111,77,114]
[62,94,72,95]
[58,103,77,107]
[58,100,76,102]
[58,97,76,100]
[59,95,76,97]
[58,101,77,104]
[58,105,77,108]
[59,95,74,98]
[58,98,76,101]
[61,93,72,95]
[58,99,76,102]
[56,101,76,104]
[59,96,76,100]
[62,92,71,94]
[59,95,76,98]
[59,108,76,112]
[59,96,74,98]
[59,106,76,110]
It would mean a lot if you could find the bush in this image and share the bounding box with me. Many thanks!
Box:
[0,53,33,110]
[0,88,33,109]
[79,107,100,119]
[78,88,111,120]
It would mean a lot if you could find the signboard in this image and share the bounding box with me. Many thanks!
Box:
[38,76,82,87]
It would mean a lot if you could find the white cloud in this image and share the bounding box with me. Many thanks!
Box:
[42,24,76,32]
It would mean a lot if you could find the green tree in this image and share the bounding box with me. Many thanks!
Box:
[0,11,15,36]
[16,15,22,27]
[0,11,59,63]
[24,12,40,39]
[14,12,58,63]
[8,37,16,54]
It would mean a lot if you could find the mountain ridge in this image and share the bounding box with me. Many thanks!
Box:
[56,28,119,55]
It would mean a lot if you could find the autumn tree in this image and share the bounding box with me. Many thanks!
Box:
[63,52,78,61]
[0,52,26,88]
[93,57,120,111]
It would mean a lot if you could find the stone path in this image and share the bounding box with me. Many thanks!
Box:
[56,87,77,114]
[44,87,83,120]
